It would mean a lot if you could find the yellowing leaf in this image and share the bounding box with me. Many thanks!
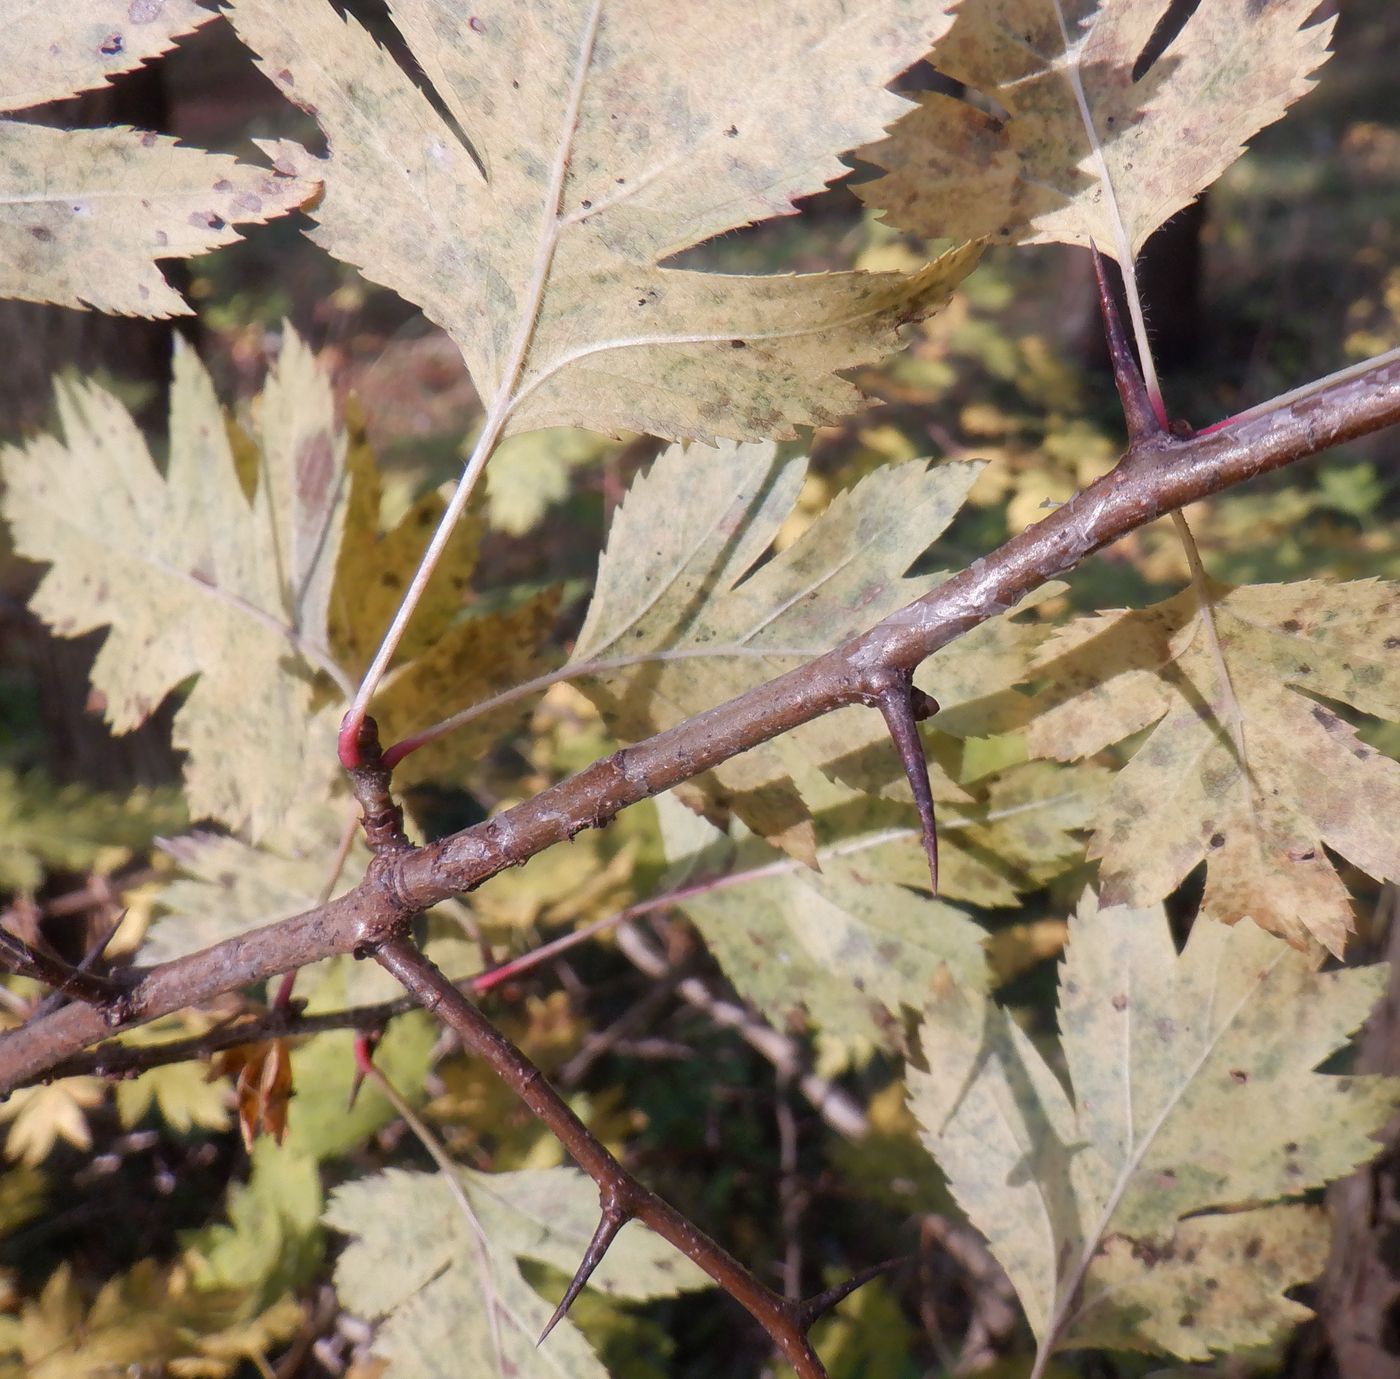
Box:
[329,454,481,680]
[0,768,184,893]
[1026,579,1400,955]
[658,795,988,1049]
[0,3,215,111]
[187,1137,324,1311]
[0,5,312,318]
[326,438,562,780]
[573,439,984,854]
[909,893,1397,1368]
[375,587,563,785]
[0,1260,301,1379]
[858,0,1333,261]
[487,428,608,535]
[0,1079,104,1166]
[2,338,354,836]
[326,1165,710,1378]
[227,0,977,443]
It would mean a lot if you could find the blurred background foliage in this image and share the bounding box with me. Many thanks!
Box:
[1,1,1397,1376]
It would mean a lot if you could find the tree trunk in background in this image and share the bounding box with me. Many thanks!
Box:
[1286,890,1400,1379]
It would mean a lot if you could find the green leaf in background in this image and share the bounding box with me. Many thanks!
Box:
[0,768,184,893]
[186,1136,323,1312]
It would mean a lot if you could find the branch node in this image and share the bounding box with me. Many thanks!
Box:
[102,992,134,1029]
[344,715,413,856]
[860,668,940,894]
[539,1188,633,1344]
[1089,241,1166,447]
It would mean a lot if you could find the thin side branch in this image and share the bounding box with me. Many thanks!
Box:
[371,934,829,1379]
[0,926,129,1018]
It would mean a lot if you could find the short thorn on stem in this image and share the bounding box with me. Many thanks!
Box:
[348,1030,383,1111]
[1089,241,1167,444]
[538,1185,633,1345]
[796,1257,908,1332]
[865,670,940,894]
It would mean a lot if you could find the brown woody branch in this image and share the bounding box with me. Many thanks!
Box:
[373,934,832,1377]
[4,350,1400,1091]
[0,925,129,1015]
[7,343,1400,1378]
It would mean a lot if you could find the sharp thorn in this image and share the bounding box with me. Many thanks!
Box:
[910,687,940,721]
[347,1031,379,1111]
[873,672,940,895]
[1088,241,1163,444]
[798,1257,908,1331]
[538,1201,629,1345]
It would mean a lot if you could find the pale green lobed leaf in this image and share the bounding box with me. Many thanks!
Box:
[909,893,1398,1364]
[146,794,368,969]
[573,439,986,855]
[657,796,988,1048]
[0,1,217,113]
[326,1165,709,1378]
[1026,578,1400,955]
[0,124,313,316]
[227,0,977,443]
[907,976,1084,1340]
[1,338,353,836]
[857,0,1333,262]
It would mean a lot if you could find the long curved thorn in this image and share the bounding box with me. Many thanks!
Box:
[872,671,940,895]
[1088,241,1163,444]
[538,1196,631,1345]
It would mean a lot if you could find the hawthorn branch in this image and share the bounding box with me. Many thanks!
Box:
[372,934,830,1378]
[0,926,128,1014]
[5,350,1400,1089]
